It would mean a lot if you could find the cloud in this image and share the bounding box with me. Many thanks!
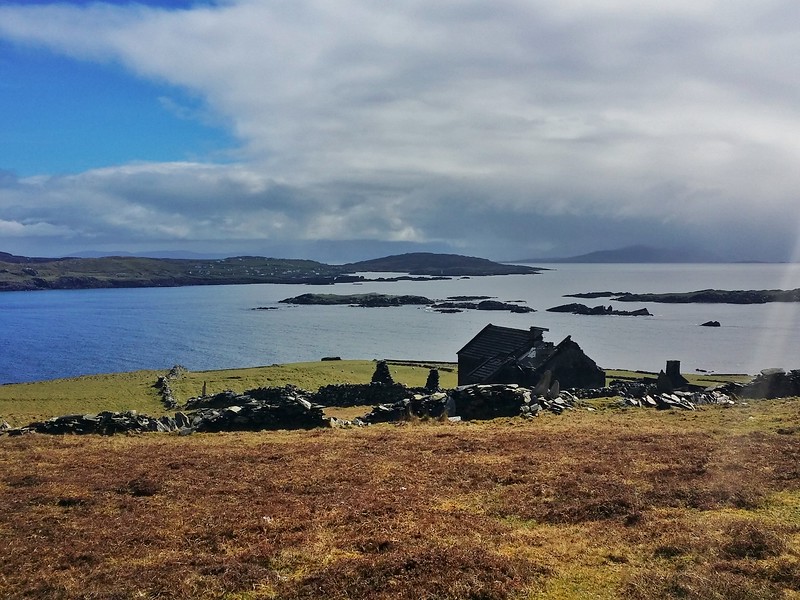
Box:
[0,218,73,237]
[1,1,800,260]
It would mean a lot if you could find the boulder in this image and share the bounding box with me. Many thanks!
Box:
[700,320,721,327]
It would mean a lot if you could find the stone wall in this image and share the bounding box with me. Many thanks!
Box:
[741,369,800,399]
[312,383,428,407]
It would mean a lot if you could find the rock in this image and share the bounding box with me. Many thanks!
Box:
[360,401,413,424]
[700,320,721,327]
[476,300,535,313]
[532,370,552,397]
[444,394,456,417]
[174,411,191,428]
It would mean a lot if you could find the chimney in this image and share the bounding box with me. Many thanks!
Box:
[666,360,681,380]
[665,360,690,389]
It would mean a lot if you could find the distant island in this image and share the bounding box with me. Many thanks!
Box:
[277,293,535,313]
[279,293,432,307]
[546,303,651,316]
[567,289,800,304]
[614,289,800,304]
[0,251,543,292]
[344,253,543,276]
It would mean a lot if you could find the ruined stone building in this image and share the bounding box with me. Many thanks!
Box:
[457,324,605,389]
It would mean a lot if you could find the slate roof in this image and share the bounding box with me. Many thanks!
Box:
[458,324,550,383]
[457,324,547,361]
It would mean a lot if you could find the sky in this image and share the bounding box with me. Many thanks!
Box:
[1,0,800,262]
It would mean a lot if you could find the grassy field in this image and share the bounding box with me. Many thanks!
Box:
[1,363,797,598]
[0,360,459,427]
[0,361,746,428]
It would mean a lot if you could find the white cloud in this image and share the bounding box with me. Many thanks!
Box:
[1,0,800,260]
[0,218,74,237]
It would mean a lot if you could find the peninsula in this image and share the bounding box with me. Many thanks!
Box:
[0,251,543,292]
[566,289,800,304]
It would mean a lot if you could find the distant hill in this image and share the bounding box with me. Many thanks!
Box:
[520,245,723,263]
[0,251,74,264]
[345,253,543,276]
[69,250,229,260]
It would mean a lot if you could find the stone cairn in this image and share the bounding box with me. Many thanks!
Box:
[425,368,440,392]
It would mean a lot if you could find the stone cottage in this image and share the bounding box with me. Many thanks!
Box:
[457,324,605,389]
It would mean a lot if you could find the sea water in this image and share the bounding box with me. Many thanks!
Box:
[1,263,799,383]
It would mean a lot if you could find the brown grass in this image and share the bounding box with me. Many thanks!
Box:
[1,400,798,599]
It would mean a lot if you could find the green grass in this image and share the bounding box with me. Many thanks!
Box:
[0,360,459,426]
[0,370,165,426]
